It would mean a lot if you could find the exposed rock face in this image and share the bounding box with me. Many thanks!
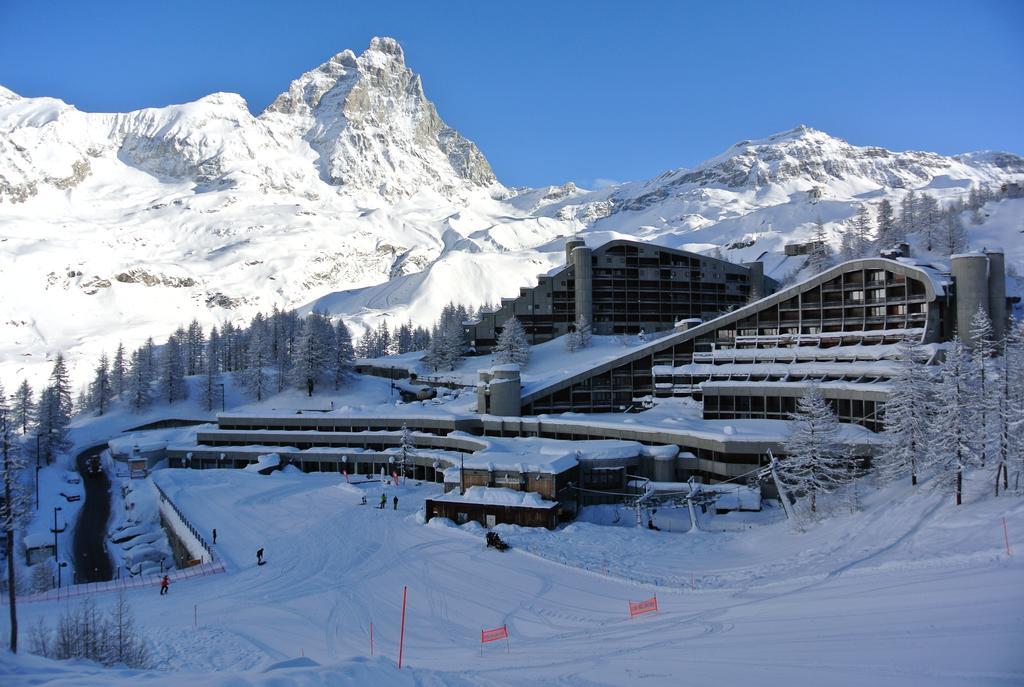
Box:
[0,38,498,203]
[608,126,1024,215]
[261,37,497,199]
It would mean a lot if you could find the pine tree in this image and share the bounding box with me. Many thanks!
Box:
[969,308,997,469]
[396,321,414,355]
[111,343,127,397]
[141,338,156,380]
[159,335,187,404]
[929,337,978,505]
[899,189,918,239]
[874,341,935,486]
[575,314,592,348]
[332,320,355,389]
[495,316,530,366]
[35,354,73,464]
[422,305,466,372]
[565,328,580,352]
[994,317,1024,495]
[243,326,270,402]
[779,386,851,514]
[126,349,152,413]
[200,327,221,413]
[375,320,393,358]
[999,319,1024,495]
[917,193,941,251]
[807,217,832,273]
[89,352,113,416]
[876,199,897,247]
[941,206,967,256]
[1,382,30,652]
[290,311,333,395]
[185,319,205,376]
[851,205,873,257]
[12,380,33,435]
[412,326,431,352]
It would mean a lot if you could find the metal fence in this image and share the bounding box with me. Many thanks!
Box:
[3,479,224,605]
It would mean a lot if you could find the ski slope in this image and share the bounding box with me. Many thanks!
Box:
[5,465,1022,686]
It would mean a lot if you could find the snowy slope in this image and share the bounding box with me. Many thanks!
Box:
[2,39,1023,388]
[3,463,1021,686]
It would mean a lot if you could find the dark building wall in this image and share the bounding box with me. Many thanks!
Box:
[522,260,947,416]
[466,239,775,352]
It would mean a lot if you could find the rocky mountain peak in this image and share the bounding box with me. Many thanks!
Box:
[260,36,498,199]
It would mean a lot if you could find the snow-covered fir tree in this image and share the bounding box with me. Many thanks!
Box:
[806,217,832,273]
[928,337,978,505]
[12,380,33,435]
[243,325,271,402]
[1,381,30,653]
[111,342,127,397]
[969,308,997,469]
[184,319,205,376]
[291,311,334,395]
[899,189,918,238]
[874,340,935,486]
[916,193,941,251]
[126,349,152,413]
[995,317,1024,495]
[780,386,852,513]
[332,320,355,389]
[34,353,74,464]
[424,304,466,371]
[941,206,967,256]
[88,352,113,416]
[396,321,414,355]
[495,316,530,366]
[200,327,222,413]
[876,199,898,247]
[566,314,592,352]
[159,335,188,404]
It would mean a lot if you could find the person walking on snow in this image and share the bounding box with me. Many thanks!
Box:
[212,528,217,544]
[160,575,169,595]
[379,493,387,509]
[393,495,398,510]
[257,548,264,565]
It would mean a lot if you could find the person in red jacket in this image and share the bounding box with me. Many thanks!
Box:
[160,575,170,595]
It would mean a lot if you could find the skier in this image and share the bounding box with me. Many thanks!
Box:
[361,495,367,505]
[257,548,265,565]
[379,493,387,509]
[212,528,217,544]
[647,517,661,531]
[160,575,169,595]
[393,495,398,511]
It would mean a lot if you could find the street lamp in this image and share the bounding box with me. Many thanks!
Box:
[51,506,65,571]
[35,461,41,510]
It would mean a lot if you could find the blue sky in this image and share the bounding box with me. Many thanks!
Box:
[1,1,1022,188]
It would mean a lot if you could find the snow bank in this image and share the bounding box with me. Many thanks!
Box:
[242,453,281,473]
[433,486,556,509]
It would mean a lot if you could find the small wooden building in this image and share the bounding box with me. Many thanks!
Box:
[426,487,559,529]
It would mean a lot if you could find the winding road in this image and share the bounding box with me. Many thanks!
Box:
[73,445,113,582]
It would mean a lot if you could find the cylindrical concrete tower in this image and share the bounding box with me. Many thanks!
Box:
[951,253,990,346]
[985,249,1007,342]
[573,245,593,329]
[565,238,585,268]
[744,260,765,301]
[488,365,522,417]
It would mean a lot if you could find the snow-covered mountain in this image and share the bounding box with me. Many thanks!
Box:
[2,37,1023,387]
